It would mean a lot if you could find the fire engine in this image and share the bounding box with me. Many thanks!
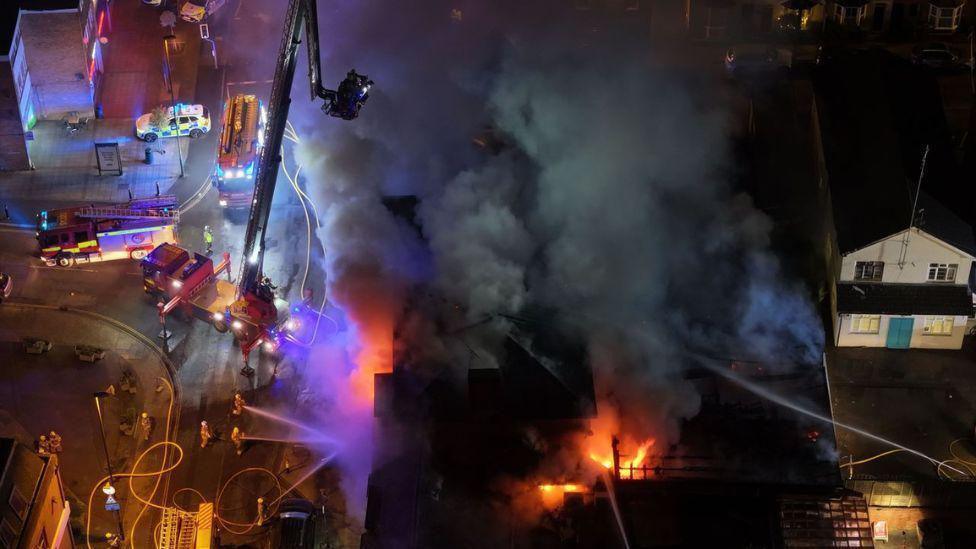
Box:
[141,243,291,358]
[143,0,370,375]
[215,94,266,208]
[36,196,179,267]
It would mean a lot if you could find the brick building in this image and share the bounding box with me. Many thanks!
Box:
[0,438,74,548]
[0,0,109,171]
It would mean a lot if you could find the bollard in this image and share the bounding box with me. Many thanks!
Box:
[144,147,153,165]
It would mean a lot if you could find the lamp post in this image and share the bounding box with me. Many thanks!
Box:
[162,34,185,178]
[93,391,126,541]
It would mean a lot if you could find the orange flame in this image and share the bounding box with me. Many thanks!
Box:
[537,483,589,509]
[586,439,656,479]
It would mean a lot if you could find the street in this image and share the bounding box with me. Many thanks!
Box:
[0,0,341,546]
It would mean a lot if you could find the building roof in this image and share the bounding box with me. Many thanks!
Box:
[836,281,973,316]
[1,0,80,53]
[813,48,976,256]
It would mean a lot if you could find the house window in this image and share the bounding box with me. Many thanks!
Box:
[854,261,884,281]
[834,4,865,25]
[928,3,962,31]
[927,263,957,282]
[923,316,954,335]
[849,315,881,334]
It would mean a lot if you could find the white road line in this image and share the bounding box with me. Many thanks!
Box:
[28,265,98,273]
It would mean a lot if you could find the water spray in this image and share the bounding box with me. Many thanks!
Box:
[695,356,970,477]
[601,470,632,549]
[242,405,339,444]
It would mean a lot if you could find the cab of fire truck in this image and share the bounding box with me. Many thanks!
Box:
[214,94,266,209]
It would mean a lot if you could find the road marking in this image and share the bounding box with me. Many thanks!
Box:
[29,265,98,273]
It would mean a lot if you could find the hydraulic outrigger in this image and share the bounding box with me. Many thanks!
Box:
[143,0,371,375]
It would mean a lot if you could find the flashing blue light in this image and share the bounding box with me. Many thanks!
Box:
[244,161,254,176]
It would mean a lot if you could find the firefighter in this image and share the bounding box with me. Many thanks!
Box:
[203,225,214,255]
[232,392,245,416]
[231,426,244,456]
[47,431,62,453]
[140,412,155,441]
[200,421,213,448]
[36,435,50,455]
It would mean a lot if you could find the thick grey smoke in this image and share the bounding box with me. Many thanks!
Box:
[287,0,824,527]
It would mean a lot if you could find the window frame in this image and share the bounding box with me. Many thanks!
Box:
[927,263,957,282]
[854,261,884,281]
[923,316,954,336]
[928,4,962,30]
[849,314,881,334]
[834,4,865,25]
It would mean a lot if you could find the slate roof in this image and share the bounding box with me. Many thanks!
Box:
[836,281,973,316]
[813,48,976,256]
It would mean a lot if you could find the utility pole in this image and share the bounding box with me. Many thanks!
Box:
[162,34,185,178]
[93,392,126,541]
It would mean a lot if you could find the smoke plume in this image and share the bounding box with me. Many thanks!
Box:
[286,0,824,533]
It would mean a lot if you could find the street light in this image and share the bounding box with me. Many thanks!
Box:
[93,391,125,541]
[162,34,185,178]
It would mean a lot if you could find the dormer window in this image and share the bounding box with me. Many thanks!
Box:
[927,263,957,282]
[854,261,884,281]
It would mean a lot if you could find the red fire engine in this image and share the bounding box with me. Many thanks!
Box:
[36,196,179,267]
[141,243,292,362]
[214,94,265,208]
[142,0,368,375]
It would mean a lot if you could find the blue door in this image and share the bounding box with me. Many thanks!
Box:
[885,317,914,349]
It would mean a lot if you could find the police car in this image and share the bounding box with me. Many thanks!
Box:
[135,104,211,142]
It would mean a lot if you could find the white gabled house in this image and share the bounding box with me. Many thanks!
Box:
[834,220,976,349]
[812,49,976,350]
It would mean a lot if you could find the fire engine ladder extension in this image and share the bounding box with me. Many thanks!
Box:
[76,205,180,223]
[158,507,197,549]
[236,0,331,294]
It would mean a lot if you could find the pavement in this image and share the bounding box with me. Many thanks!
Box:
[826,344,976,479]
[0,304,173,543]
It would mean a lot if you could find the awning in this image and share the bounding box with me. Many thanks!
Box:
[837,282,973,316]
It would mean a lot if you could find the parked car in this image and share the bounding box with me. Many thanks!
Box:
[911,43,962,70]
[0,272,11,303]
[180,0,207,22]
[724,44,791,77]
[135,104,211,142]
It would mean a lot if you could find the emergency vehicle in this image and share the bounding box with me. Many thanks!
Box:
[215,94,266,208]
[142,243,291,357]
[135,104,211,142]
[36,196,179,267]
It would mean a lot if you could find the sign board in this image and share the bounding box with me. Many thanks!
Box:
[105,494,120,512]
[95,142,123,176]
[199,23,209,39]
[872,521,888,542]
